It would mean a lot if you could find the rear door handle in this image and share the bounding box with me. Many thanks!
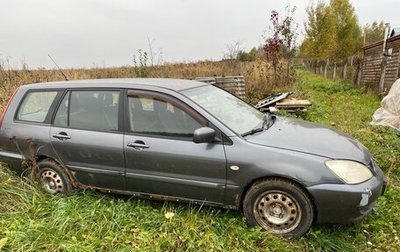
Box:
[127,140,149,150]
[52,132,71,140]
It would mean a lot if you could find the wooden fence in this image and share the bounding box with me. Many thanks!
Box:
[303,56,363,86]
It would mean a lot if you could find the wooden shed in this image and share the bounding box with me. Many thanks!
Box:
[361,29,400,94]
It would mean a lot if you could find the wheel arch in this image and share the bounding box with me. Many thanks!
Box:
[35,154,77,188]
[35,154,64,168]
[36,154,54,163]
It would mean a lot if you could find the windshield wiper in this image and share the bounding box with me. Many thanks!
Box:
[265,113,276,130]
[241,126,264,137]
[241,113,276,137]
[241,114,269,137]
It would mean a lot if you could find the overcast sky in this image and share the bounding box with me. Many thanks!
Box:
[0,0,399,69]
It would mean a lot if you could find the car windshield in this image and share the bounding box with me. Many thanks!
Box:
[182,85,265,135]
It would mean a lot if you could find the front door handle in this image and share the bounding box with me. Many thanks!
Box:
[127,140,150,150]
[52,132,71,140]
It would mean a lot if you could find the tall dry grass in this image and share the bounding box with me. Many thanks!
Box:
[0,59,294,112]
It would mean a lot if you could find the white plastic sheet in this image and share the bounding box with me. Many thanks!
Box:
[371,79,400,130]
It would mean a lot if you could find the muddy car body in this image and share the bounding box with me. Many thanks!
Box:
[0,79,386,237]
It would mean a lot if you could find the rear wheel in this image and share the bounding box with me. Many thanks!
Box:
[243,178,314,238]
[37,160,72,194]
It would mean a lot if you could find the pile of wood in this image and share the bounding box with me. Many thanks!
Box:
[255,92,312,113]
[195,76,246,100]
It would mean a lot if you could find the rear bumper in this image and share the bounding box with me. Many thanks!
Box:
[0,151,25,174]
[307,167,386,224]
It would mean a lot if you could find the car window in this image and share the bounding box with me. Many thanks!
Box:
[17,91,58,123]
[128,96,202,137]
[54,90,120,131]
[182,85,264,135]
[53,92,69,127]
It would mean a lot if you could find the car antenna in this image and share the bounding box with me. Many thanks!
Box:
[48,54,69,81]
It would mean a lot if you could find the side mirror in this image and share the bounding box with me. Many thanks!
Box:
[193,127,216,143]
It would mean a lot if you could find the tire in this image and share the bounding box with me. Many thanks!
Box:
[243,178,314,238]
[37,159,72,194]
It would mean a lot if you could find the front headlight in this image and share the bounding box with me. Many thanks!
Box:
[325,160,373,184]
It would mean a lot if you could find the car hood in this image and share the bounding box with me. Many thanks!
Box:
[245,116,372,165]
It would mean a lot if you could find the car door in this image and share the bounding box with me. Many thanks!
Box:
[123,90,227,205]
[50,89,125,190]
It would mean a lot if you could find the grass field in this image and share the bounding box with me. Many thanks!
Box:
[0,69,399,251]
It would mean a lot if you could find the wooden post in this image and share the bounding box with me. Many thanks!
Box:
[357,61,362,86]
[320,61,323,75]
[333,62,337,80]
[351,56,356,85]
[324,59,329,78]
[379,57,387,95]
[343,61,348,80]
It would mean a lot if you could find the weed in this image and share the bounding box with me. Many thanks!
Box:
[133,49,149,78]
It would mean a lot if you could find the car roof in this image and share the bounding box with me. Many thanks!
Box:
[21,78,208,92]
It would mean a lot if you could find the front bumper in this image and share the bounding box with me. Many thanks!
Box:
[307,167,386,224]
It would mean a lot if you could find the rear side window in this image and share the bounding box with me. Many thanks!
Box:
[17,91,58,123]
[54,90,120,131]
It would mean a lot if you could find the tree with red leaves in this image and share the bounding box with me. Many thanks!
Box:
[263,6,298,87]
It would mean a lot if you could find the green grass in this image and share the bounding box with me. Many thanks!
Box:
[1,70,399,251]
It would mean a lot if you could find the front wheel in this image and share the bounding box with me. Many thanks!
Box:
[243,178,314,238]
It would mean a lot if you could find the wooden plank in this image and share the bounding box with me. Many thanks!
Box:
[276,98,312,108]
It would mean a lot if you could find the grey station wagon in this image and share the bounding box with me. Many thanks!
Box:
[0,79,386,237]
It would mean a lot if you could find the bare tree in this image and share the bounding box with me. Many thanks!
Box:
[146,36,164,66]
[223,40,243,60]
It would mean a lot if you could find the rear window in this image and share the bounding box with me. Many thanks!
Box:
[54,90,120,131]
[16,91,58,123]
